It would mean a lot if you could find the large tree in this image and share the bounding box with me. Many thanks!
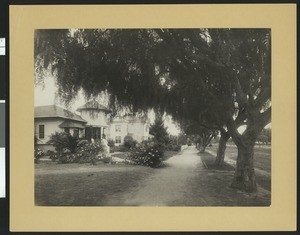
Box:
[35,28,271,192]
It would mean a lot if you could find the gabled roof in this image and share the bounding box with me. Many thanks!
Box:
[76,100,111,113]
[34,105,87,123]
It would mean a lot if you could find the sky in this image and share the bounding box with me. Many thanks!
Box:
[34,75,181,136]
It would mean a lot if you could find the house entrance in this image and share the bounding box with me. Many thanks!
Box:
[85,127,101,141]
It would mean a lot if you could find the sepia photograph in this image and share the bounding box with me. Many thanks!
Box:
[33,28,271,207]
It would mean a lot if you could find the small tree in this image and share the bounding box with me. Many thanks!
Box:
[149,114,169,149]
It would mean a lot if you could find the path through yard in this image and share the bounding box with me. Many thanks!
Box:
[108,146,270,206]
[114,146,202,206]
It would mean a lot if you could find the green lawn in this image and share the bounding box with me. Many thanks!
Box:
[35,162,155,206]
[208,144,271,173]
[204,144,271,191]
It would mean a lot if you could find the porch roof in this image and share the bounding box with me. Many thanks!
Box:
[59,120,86,129]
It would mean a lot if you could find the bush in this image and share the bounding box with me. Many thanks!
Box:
[51,141,104,164]
[46,150,56,155]
[124,135,137,149]
[128,140,164,168]
[107,139,115,148]
[78,139,89,147]
[48,132,80,153]
[34,148,45,163]
[111,145,129,153]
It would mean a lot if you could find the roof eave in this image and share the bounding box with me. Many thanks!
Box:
[34,115,87,123]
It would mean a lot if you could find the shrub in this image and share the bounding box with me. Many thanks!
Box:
[46,150,56,155]
[111,145,129,153]
[52,141,104,164]
[48,132,80,153]
[34,148,45,163]
[107,139,115,148]
[128,140,164,168]
[124,135,137,149]
[78,139,89,147]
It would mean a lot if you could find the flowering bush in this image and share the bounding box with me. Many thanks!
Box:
[34,148,45,163]
[52,142,104,164]
[128,140,164,168]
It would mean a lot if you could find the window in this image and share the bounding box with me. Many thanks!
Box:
[39,125,45,139]
[115,125,121,132]
[115,136,121,144]
[145,125,149,132]
[64,127,70,134]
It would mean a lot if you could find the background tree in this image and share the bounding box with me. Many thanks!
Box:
[257,127,271,144]
[214,130,230,166]
[180,120,217,152]
[149,113,169,149]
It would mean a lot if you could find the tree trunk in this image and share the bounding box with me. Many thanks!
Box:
[215,131,230,166]
[230,140,257,192]
[199,143,206,153]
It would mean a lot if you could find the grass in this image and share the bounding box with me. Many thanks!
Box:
[183,164,271,206]
[199,151,235,171]
[35,162,154,206]
[209,144,271,173]
[203,144,271,191]
[35,148,179,206]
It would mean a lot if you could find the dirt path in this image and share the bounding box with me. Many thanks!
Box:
[110,146,203,206]
[107,146,270,206]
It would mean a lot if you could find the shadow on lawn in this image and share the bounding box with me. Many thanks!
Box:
[199,151,235,171]
[198,149,271,199]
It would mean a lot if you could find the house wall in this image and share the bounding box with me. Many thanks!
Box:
[128,122,150,142]
[109,121,150,145]
[109,122,128,145]
[79,110,109,127]
[34,117,64,144]
[34,117,85,146]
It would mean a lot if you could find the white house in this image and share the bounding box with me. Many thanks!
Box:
[76,100,111,141]
[109,114,150,146]
[34,105,87,151]
[34,101,151,150]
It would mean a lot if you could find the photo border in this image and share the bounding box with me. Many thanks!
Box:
[10,4,296,231]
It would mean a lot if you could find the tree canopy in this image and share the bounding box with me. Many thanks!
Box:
[35,28,271,192]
